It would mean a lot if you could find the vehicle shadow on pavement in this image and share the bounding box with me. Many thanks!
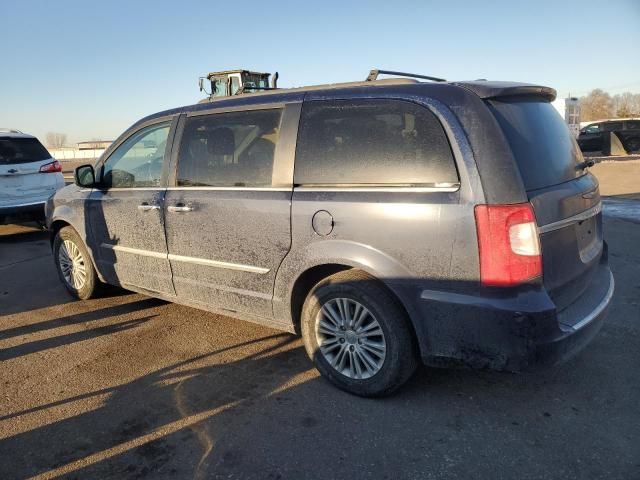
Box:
[0,227,50,267]
[0,333,312,479]
[0,227,49,243]
[0,297,164,344]
[0,315,156,363]
[1,318,638,480]
[0,222,135,317]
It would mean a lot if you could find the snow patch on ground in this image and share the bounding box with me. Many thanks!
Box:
[603,199,640,223]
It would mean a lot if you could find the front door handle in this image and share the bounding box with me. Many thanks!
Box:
[138,203,161,211]
[167,204,194,213]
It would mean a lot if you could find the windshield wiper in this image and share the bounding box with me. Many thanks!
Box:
[576,159,595,170]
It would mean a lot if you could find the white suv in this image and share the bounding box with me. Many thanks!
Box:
[0,129,65,225]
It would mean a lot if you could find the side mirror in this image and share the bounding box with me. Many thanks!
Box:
[199,77,204,92]
[74,164,95,188]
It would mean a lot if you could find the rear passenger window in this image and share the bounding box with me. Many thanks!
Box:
[602,122,623,132]
[177,109,282,187]
[294,99,457,185]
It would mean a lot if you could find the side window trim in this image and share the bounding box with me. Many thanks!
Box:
[293,98,459,187]
[167,113,186,188]
[271,102,301,188]
[96,116,177,189]
[169,105,294,189]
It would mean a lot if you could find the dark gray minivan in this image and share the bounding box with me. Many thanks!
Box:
[46,74,614,396]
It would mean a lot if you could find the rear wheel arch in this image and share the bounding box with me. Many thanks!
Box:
[290,264,352,333]
[300,268,419,396]
[290,265,419,345]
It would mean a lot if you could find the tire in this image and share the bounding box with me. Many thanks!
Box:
[627,137,640,153]
[301,270,418,397]
[53,226,100,300]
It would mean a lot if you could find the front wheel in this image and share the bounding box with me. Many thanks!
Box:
[301,270,418,397]
[53,226,100,300]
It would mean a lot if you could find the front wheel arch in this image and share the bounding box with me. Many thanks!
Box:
[53,226,101,299]
[49,219,71,246]
[50,221,105,284]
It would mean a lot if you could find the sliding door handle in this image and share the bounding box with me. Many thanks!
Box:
[138,203,161,211]
[167,205,193,213]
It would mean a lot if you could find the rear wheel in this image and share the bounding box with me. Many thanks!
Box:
[53,226,99,299]
[626,137,640,153]
[301,270,418,397]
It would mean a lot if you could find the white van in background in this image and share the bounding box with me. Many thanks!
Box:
[0,129,65,225]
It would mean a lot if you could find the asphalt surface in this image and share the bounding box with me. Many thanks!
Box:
[0,213,639,480]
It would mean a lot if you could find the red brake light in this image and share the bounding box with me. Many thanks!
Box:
[474,203,542,287]
[39,160,62,173]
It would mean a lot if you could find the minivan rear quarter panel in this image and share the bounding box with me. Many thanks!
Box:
[273,88,490,355]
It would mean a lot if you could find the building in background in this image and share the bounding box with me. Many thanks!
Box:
[49,140,112,163]
[552,97,581,137]
[77,140,112,151]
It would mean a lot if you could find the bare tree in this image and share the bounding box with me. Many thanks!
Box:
[612,92,640,118]
[579,89,614,121]
[45,132,68,148]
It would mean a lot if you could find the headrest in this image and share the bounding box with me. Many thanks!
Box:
[207,127,235,156]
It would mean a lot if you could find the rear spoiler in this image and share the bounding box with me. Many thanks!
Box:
[452,81,557,102]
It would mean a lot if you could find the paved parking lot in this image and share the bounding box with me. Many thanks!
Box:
[0,209,639,479]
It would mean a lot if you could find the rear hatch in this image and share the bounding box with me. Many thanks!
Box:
[488,99,604,312]
[0,136,59,207]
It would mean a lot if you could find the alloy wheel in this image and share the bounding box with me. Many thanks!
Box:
[315,297,387,379]
[58,239,87,290]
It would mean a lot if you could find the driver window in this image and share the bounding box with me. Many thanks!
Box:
[584,124,600,134]
[102,122,171,188]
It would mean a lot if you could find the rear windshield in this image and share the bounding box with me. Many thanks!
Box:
[0,137,51,165]
[488,99,584,191]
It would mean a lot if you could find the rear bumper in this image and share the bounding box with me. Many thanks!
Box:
[534,270,613,368]
[0,201,46,224]
[400,264,614,371]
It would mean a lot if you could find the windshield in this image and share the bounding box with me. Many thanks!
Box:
[488,99,584,191]
[211,77,227,97]
[0,137,51,165]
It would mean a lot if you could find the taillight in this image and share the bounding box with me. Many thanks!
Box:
[39,160,62,173]
[474,203,542,287]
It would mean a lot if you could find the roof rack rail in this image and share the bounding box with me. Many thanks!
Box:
[0,128,23,134]
[366,69,446,83]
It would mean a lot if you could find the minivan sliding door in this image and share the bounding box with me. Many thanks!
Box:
[164,104,300,319]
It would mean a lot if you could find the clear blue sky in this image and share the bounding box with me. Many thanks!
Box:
[2,0,639,144]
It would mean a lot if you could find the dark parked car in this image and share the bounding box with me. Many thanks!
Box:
[46,74,614,396]
[577,119,640,153]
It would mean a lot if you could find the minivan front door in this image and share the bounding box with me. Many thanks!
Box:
[163,106,298,319]
[88,120,175,295]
